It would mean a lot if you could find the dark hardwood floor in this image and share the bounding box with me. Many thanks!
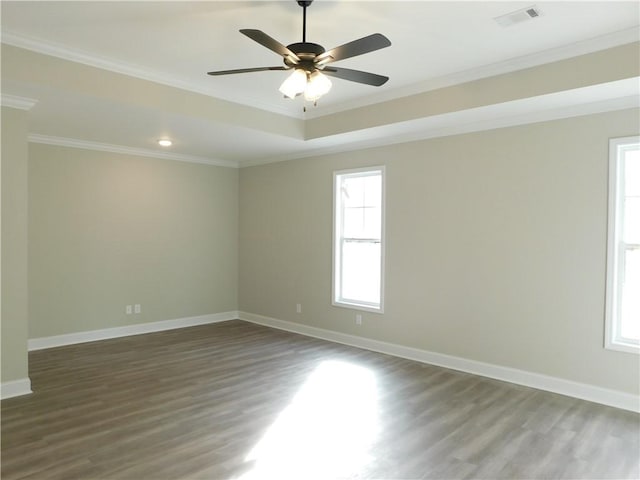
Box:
[2,320,639,479]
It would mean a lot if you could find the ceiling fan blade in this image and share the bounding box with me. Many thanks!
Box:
[321,67,389,86]
[316,33,391,65]
[240,29,300,63]
[207,66,290,76]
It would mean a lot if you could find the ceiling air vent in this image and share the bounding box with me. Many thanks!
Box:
[494,6,542,27]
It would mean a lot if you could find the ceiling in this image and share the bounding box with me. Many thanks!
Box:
[1,1,639,167]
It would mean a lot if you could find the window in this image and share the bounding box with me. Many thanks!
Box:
[606,136,640,353]
[333,167,385,312]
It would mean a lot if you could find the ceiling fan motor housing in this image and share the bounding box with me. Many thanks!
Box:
[284,42,326,70]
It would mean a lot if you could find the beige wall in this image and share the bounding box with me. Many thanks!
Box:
[9,105,639,397]
[239,108,640,395]
[28,144,238,338]
[1,106,30,382]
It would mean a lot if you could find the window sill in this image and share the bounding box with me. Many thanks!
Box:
[605,340,640,355]
[333,300,384,314]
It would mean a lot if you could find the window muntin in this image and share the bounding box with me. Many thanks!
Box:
[333,167,384,312]
[606,136,640,353]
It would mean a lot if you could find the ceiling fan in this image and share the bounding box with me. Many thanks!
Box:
[207,0,391,104]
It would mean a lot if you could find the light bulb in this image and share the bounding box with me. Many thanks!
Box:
[304,70,332,102]
[279,69,307,99]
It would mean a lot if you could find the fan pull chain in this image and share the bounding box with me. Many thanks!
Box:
[302,99,320,113]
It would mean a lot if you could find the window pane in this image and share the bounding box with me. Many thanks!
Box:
[624,149,640,196]
[363,207,381,239]
[342,177,365,208]
[343,207,364,238]
[624,149,640,244]
[624,198,640,244]
[364,175,382,207]
[343,207,381,239]
[621,248,640,342]
[343,174,381,209]
[341,241,381,305]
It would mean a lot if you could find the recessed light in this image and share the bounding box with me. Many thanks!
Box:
[158,139,172,147]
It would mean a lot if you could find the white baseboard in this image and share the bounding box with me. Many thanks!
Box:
[28,311,239,351]
[23,310,639,412]
[238,311,640,413]
[1,377,32,400]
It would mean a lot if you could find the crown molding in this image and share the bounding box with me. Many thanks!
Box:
[26,93,637,170]
[28,134,239,168]
[1,31,301,119]
[1,94,38,110]
[306,26,640,119]
[4,26,637,122]
[242,94,640,168]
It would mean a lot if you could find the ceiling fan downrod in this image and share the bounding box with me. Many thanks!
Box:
[298,0,313,43]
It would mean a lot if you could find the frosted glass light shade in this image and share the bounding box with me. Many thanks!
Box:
[304,71,332,101]
[279,69,307,99]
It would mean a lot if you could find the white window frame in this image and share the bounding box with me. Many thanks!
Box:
[605,135,640,354]
[332,166,385,313]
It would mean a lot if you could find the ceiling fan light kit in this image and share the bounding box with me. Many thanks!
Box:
[278,68,308,99]
[207,0,391,106]
[303,70,332,101]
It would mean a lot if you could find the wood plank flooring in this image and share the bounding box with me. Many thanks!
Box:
[2,320,639,479]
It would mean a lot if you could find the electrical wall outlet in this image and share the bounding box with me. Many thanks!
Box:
[134,304,141,314]
[296,303,302,314]
[356,314,362,325]
[126,305,132,315]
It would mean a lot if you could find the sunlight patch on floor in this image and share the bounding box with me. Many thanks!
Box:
[237,360,379,479]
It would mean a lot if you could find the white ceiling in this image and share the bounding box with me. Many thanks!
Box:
[1,1,639,166]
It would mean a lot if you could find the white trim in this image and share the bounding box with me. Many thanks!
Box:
[1,32,300,119]
[332,166,385,314]
[3,25,637,120]
[240,94,640,168]
[28,134,239,168]
[238,311,640,413]
[1,378,33,400]
[605,135,640,354]
[1,94,38,110]
[28,311,239,351]
[10,93,636,171]
[605,136,622,352]
[305,26,640,119]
